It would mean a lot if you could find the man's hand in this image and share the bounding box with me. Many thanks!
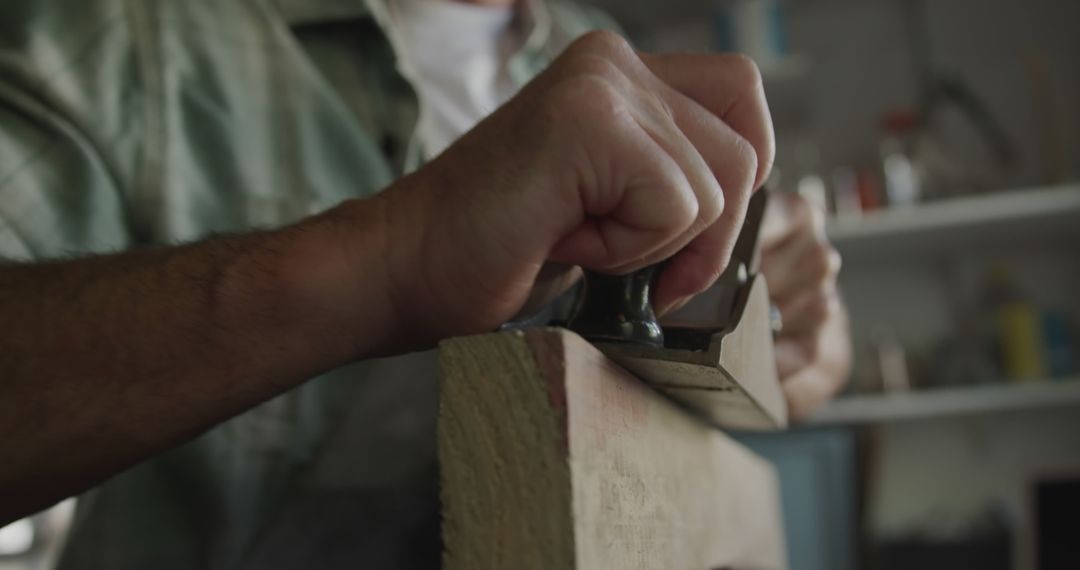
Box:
[335,31,775,352]
[759,192,852,420]
[0,31,776,522]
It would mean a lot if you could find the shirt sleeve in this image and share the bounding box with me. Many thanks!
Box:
[0,87,132,260]
[0,202,32,259]
[0,1,137,261]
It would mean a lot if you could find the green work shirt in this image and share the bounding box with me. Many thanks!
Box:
[0,0,615,567]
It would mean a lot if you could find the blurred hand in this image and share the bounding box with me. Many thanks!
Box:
[759,192,852,420]
[332,31,775,352]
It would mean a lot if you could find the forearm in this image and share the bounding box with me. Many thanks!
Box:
[0,196,393,522]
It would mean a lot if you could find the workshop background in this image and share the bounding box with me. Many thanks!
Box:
[2,0,1078,569]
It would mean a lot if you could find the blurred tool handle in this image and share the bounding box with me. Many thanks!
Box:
[569,265,665,347]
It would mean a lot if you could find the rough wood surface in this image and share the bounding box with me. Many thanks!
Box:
[439,328,787,570]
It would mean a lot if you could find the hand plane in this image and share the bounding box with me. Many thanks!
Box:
[568,191,787,430]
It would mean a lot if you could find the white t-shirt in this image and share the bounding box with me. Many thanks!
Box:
[388,0,520,158]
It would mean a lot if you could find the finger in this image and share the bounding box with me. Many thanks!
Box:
[597,60,757,311]
[635,55,767,309]
[625,90,728,265]
[647,89,760,309]
[653,210,742,314]
[776,286,838,339]
[657,292,694,317]
[641,52,776,189]
[580,49,732,270]
[760,191,815,249]
[761,233,841,303]
[774,337,811,379]
[548,93,698,272]
[543,35,764,283]
[778,335,851,420]
[760,232,816,300]
[655,75,759,219]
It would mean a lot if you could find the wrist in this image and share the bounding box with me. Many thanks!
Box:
[271,194,405,361]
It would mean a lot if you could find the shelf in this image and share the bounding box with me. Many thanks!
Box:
[825,183,1080,259]
[806,378,1080,425]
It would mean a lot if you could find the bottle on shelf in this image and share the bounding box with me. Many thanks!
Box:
[983,265,1047,382]
[879,109,924,208]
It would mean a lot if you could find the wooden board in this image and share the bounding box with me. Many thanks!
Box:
[438,328,787,570]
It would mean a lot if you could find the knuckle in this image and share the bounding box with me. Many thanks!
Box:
[672,181,702,231]
[643,89,677,124]
[546,73,623,121]
[570,30,635,60]
[650,167,701,241]
[697,178,725,224]
[562,52,624,83]
[724,53,765,93]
